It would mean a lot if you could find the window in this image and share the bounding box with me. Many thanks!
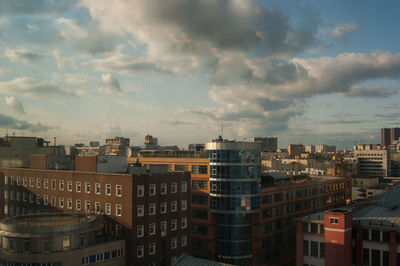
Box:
[161,221,167,236]
[4,175,7,185]
[29,192,34,203]
[29,177,34,187]
[137,205,144,217]
[59,197,64,208]
[192,180,208,189]
[95,183,101,194]
[171,201,177,212]
[76,199,81,210]
[95,202,101,213]
[181,181,187,192]
[22,177,27,186]
[137,185,144,197]
[181,235,187,247]
[85,200,90,211]
[16,191,20,201]
[105,203,111,215]
[149,223,156,235]
[68,181,72,191]
[320,242,325,258]
[36,194,41,205]
[67,198,72,209]
[149,243,156,255]
[171,219,177,231]
[76,181,81,192]
[59,180,64,190]
[192,165,208,174]
[161,183,167,194]
[149,203,156,216]
[116,224,122,236]
[63,235,70,250]
[311,241,318,257]
[137,225,144,237]
[106,184,111,195]
[181,199,187,210]
[161,202,167,213]
[171,183,177,193]
[16,176,20,186]
[116,204,122,216]
[51,196,56,206]
[9,239,15,251]
[181,217,187,229]
[85,182,90,193]
[116,185,122,196]
[22,192,27,202]
[37,178,41,188]
[137,245,144,258]
[149,184,156,196]
[171,238,177,249]
[42,240,50,252]
[44,179,48,189]
[44,195,48,205]
[304,240,309,256]
[330,218,338,224]
[371,230,380,241]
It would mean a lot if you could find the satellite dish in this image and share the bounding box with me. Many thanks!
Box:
[126,147,132,158]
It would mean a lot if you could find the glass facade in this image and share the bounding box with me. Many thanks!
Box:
[206,142,260,265]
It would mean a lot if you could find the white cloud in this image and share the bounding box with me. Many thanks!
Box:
[331,23,360,38]
[52,50,66,70]
[5,96,25,115]
[5,48,45,65]
[98,73,123,94]
[27,23,39,32]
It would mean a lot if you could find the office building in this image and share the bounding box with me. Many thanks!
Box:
[381,128,391,146]
[0,157,191,265]
[0,213,125,265]
[288,144,304,158]
[296,183,400,266]
[133,139,351,265]
[254,137,278,152]
[305,145,315,154]
[390,128,400,145]
[353,149,390,177]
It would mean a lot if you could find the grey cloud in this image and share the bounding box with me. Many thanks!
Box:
[0,113,52,132]
[5,49,45,65]
[5,96,25,115]
[331,23,360,38]
[374,113,399,119]
[318,119,365,125]
[339,86,400,98]
[98,74,123,94]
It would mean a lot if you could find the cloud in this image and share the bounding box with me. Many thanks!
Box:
[0,77,75,98]
[318,119,365,125]
[98,74,123,94]
[52,50,66,70]
[5,49,45,65]
[331,23,360,38]
[339,86,400,98]
[0,0,74,16]
[27,24,39,32]
[5,96,25,115]
[374,113,399,119]
[0,113,52,132]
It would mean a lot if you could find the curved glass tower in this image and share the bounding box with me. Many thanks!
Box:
[206,138,260,265]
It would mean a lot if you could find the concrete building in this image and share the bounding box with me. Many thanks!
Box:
[353,149,390,177]
[288,144,305,158]
[188,144,205,153]
[296,183,400,266]
[0,157,191,265]
[132,140,351,265]
[145,135,160,150]
[305,145,315,154]
[315,144,336,153]
[381,128,391,146]
[0,136,62,168]
[0,213,125,265]
[105,137,130,155]
[254,137,278,152]
[390,128,400,146]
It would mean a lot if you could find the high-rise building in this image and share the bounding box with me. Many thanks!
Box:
[253,137,278,152]
[381,128,391,146]
[390,127,400,145]
[305,145,315,153]
[288,144,304,157]
[353,149,390,177]
[206,138,261,265]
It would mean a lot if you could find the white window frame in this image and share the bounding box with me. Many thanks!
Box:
[29,177,34,187]
[76,199,81,210]
[76,181,81,192]
[137,245,144,258]
[16,176,21,186]
[171,219,177,231]
[105,203,111,215]
[181,181,187,192]
[59,197,64,208]
[36,194,41,205]
[149,223,156,235]
[161,221,167,237]
[171,183,177,193]
[23,177,27,187]
[85,182,90,193]
[116,185,122,197]
[95,202,101,213]
[44,195,48,206]
[149,184,156,196]
[67,198,72,209]
[137,185,144,197]
[137,205,144,217]
[67,181,72,192]
[37,178,41,188]
[51,179,56,190]
[106,184,111,195]
[161,202,167,214]
[149,242,156,255]
[95,183,101,195]
[171,238,177,249]
[59,180,64,191]
[171,201,177,212]
[116,204,122,216]
[44,179,48,189]
[85,200,90,211]
[181,235,187,247]
[149,203,156,216]
[161,183,167,195]
[137,225,144,238]
[181,217,187,229]
[181,199,187,210]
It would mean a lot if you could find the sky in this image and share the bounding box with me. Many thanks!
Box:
[0,0,400,149]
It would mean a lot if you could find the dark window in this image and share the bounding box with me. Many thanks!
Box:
[383,231,390,242]
[320,224,324,234]
[303,223,309,233]
[320,242,325,258]
[192,180,208,189]
[371,230,380,241]
[262,194,272,204]
[363,248,369,266]
[175,165,189,171]
[310,223,318,234]
[274,220,282,230]
[274,193,283,202]
[262,223,272,234]
[362,229,369,240]
[372,249,380,266]
[311,241,318,257]
[192,239,208,249]
[303,240,309,256]
[192,224,208,235]
[262,208,272,219]
[192,209,208,220]
[397,253,400,266]
[262,237,272,248]
[192,194,208,205]
[192,165,208,174]
[383,251,389,266]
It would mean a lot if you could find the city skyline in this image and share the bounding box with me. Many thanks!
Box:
[1,0,400,148]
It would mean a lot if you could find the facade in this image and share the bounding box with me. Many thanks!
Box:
[381,128,391,146]
[315,145,336,153]
[288,144,304,158]
[297,183,400,266]
[305,145,315,154]
[105,137,130,155]
[145,135,160,150]
[390,128,400,146]
[353,149,390,177]
[0,165,191,266]
[254,137,278,152]
[188,144,205,153]
[133,140,351,265]
[0,213,125,265]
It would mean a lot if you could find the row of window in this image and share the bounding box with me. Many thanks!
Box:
[81,249,123,265]
[137,181,187,197]
[4,176,122,197]
[4,199,122,216]
[303,240,325,258]
[0,261,60,266]
[136,218,187,237]
[137,200,187,217]
[137,236,187,258]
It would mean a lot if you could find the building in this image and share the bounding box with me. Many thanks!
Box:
[132,139,351,265]
[188,144,205,153]
[390,128,400,145]
[381,128,391,146]
[296,183,400,266]
[254,137,278,152]
[315,144,336,153]
[0,157,191,266]
[353,149,390,177]
[0,213,125,265]
[105,137,130,155]
[145,135,160,150]
[288,144,304,158]
[0,136,61,168]
[305,145,315,154]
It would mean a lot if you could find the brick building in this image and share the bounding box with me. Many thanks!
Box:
[0,156,191,266]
